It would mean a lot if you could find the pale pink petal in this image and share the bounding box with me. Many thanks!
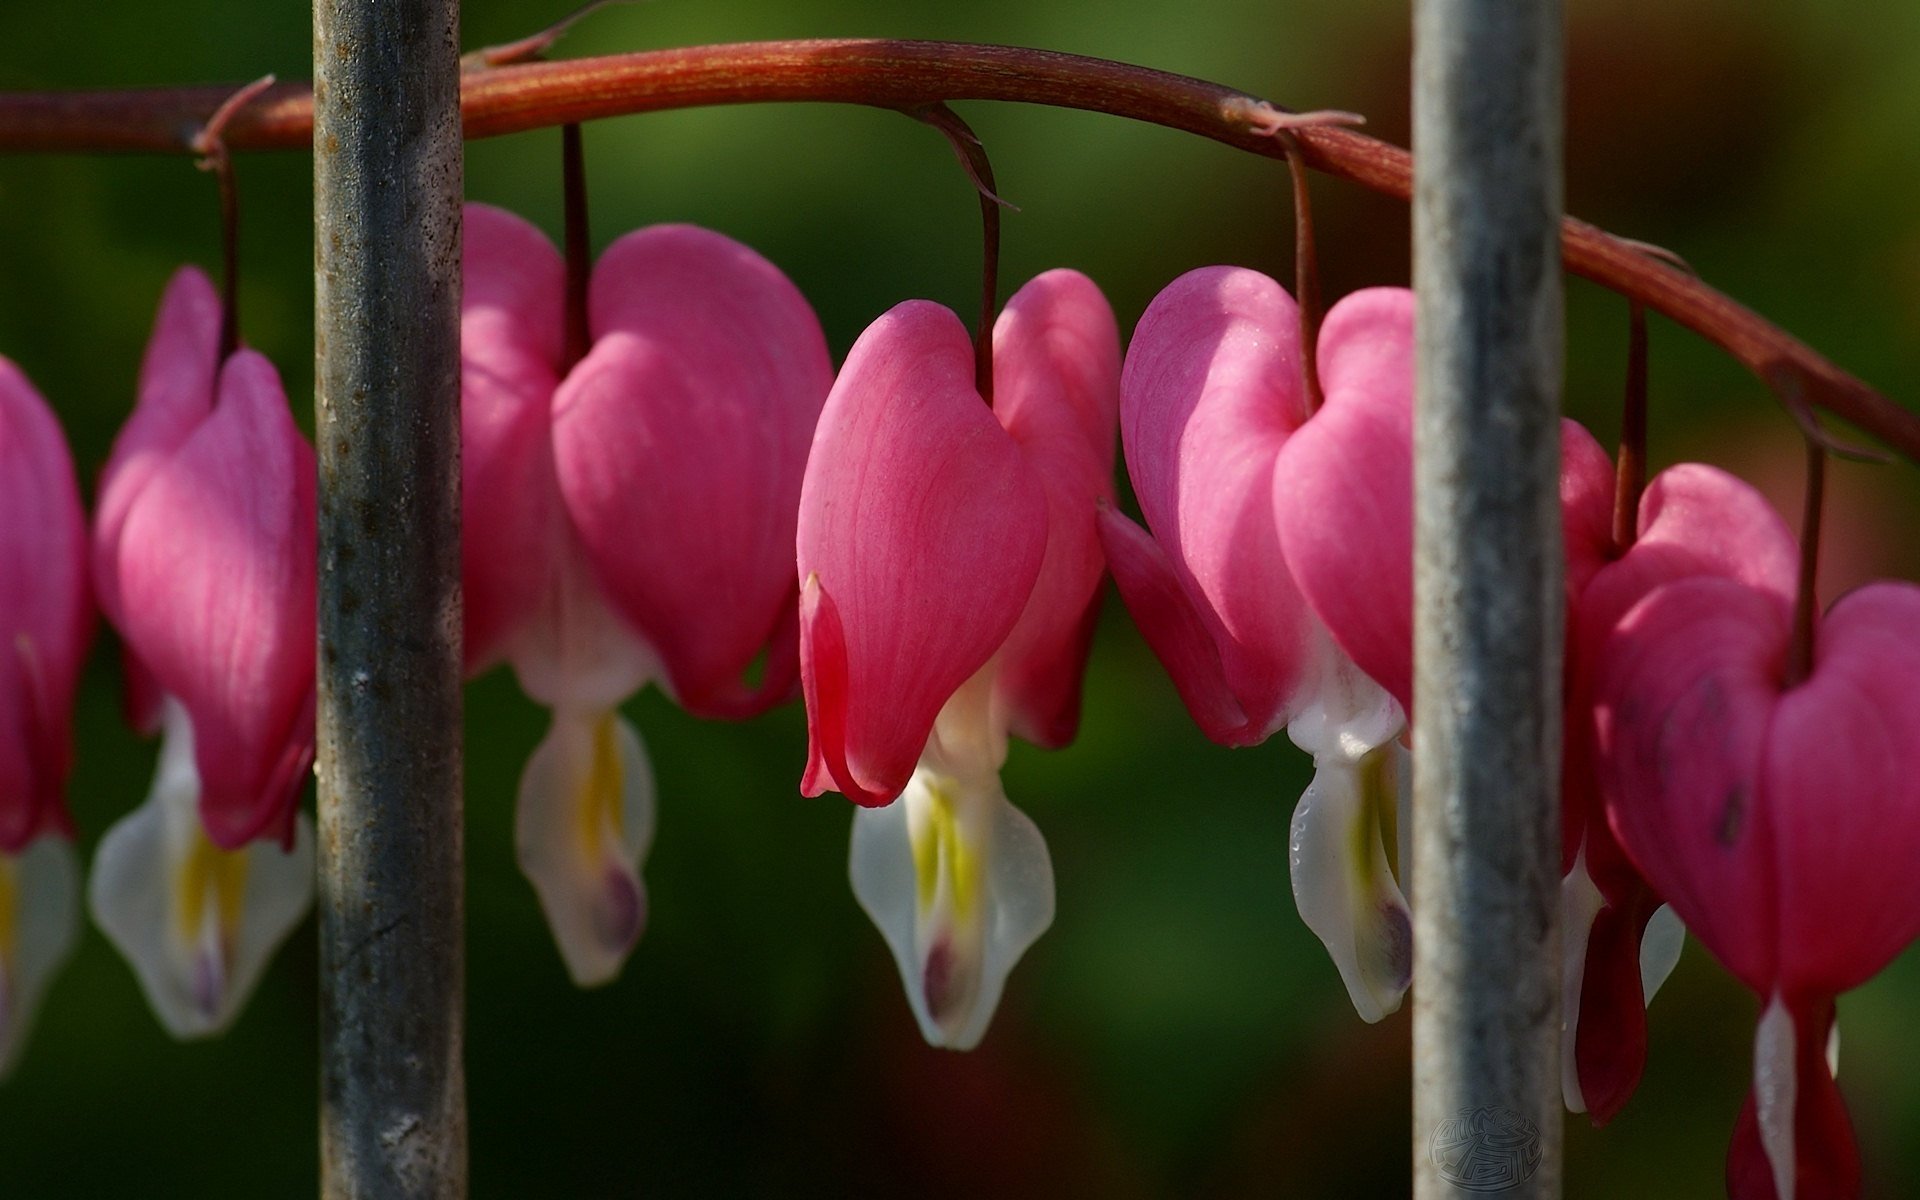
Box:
[504,529,657,713]
[797,300,1047,805]
[1594,576,1788,993]
[1122,266,1316,741]
[1274,287,1415,712]
[556,225,831,719]
[460,204,566,673]
[1765,582,1920,996]
[986,269,1120,749]
[115,350,317,850]
[0,358,91,851]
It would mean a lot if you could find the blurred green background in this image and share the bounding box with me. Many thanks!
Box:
[3,0,1919,1196]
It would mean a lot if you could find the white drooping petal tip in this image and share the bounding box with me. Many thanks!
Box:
[0,836,81,1079]
[516,707,657,987]
[1558,845,1607,1115]
[1288,741,1412,1024]
[1639,903,1685,1003]
[1754,994,1799,1200]
[88,703,315,1040]
[849,761,1054,1051]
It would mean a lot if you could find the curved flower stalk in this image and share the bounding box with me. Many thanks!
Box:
[1597,574,1920,1199]
[0,357,91,1076]
[799,271,1119,1049]
[1558,464,1798,1122]
[87,267,317,1039]
[461,203,831,986]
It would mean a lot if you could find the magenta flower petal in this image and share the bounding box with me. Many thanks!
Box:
[797,300,1048,805]
[113,350,317,850]
[1561,420,1617,602]
[94,267,222,625]
[1118,266,1317,741]
[1097,504,1257,743]
[1278,286,1617,719]
[556,225,832,720]
[1765,582,1920,996]
[1595,576,1786,992]
[460,203,567,674]
[1570,465,1799,874]
[1566,887,1668,1124]
[0,357,91,852]
[94,267,224,734]
[1274,287,1415,712]
[984,269,1120,749]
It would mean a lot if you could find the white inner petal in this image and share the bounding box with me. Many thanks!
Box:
[1286,633,1405,765]
[1558,841,1606,1114]
[88,700,314,1039]
[1639,903,1686,1003]
[1754,993,1798,1200]
[1287,741,1413,1024]
[516,706,657,987]
[507,532,659,711]
[848,688,1053,1051]
[0,836,80,1079]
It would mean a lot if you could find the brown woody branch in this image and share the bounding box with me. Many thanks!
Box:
[1,38,1913,460]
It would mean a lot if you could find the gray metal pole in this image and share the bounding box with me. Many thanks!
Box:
[313,0,467,1195]
[1410,1,1565,1196]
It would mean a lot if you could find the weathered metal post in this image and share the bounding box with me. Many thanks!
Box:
[1411,0,1565,1196]
[313,0,467,1195]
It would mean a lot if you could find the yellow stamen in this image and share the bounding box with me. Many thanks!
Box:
[574,712,626,862]
[1351,746,1403,887]
[174,830,249,950]
[909,778,981,921]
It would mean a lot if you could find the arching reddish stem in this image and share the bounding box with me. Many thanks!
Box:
[1787,439,1825,687]
[0,39,1912,461]
[1611,301,1649,553]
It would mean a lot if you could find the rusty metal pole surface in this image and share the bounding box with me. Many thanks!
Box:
[1411,0,1565,1196]
[313,0,466,1195]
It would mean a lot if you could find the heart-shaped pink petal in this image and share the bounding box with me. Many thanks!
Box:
[0,357,92,851]
[557,225,832,719]
[798,300,1047,805]
[1115,266,1317,741]
[113,350,317,850]
[984,269,1120,749]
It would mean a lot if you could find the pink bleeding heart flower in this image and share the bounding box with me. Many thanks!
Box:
[1264,270,1681,1066]
[87,267,317,1040]
[460,203,831,986]
[1597,570,1920,1199]
[1100,268,1412,1022]
[799,270,1119,1049]
[0,356,91,1076]
[1559,464,1798,1124]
